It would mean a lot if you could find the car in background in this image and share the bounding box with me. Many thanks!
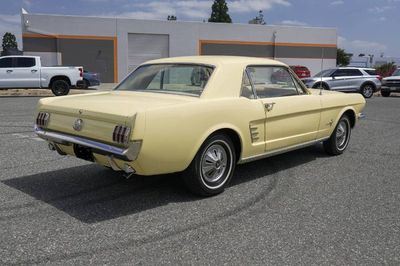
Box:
[381,68,400,97]
[35,56,366,196]
[290,65,311,78]
[302,67,381,98]
[77,70,101,89]
[0,55,83,96]
[361,68,383,81]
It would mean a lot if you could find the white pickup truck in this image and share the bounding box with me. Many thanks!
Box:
[0,55,83,96]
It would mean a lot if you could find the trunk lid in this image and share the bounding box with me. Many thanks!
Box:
[38,91,197,144]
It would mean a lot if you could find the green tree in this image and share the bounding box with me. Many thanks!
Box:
[2,32,18,51]
[337,48,351,66]
[208,0,232,23]
[375,62,397,77]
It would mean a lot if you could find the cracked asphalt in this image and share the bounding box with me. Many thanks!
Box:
[0,95,399,265]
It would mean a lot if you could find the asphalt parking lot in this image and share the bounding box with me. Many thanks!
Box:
[0,95,399,265]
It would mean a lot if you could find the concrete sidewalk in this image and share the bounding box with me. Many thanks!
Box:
[0,83,117,97]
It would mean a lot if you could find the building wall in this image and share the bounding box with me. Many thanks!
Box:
[21,13,337,82]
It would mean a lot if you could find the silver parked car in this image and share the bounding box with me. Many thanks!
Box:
[302,67,381,98]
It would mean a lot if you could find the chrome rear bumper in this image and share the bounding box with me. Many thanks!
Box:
[34,125,141,161]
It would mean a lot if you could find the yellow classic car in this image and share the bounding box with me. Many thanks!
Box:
[35,56,366,196]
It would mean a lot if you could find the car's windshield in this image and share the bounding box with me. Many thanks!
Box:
[392,69,400,76]
[115,64,214,97]
[314,69,335,77]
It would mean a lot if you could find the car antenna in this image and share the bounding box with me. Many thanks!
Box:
[319,47,324,95]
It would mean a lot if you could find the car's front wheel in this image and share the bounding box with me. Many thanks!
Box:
[323,115,351,155]
[183,134,236,196]
[360,84,374,98]
[381,91,391,97]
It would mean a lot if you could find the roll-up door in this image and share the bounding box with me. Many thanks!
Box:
[128,33,169,72]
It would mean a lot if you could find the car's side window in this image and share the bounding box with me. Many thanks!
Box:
[332,69,347,77]
[346,69,362,76]
[246,66,299,98]
[14,57,36,68]
[240,71,255,99]
[0,58,12,68]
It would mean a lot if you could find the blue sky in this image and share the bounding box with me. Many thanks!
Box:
[0,0,399,58]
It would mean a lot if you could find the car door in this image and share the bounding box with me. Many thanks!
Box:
[246,66,321,152]
[344,69,364,91]
[10,57,40,88]
[329,69,350,91]
[0,57,14,88]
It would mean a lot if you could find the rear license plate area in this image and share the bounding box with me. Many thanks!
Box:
[73,144,94,162]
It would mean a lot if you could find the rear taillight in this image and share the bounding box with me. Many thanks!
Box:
[36,112,50,128]
[113,125,131,145]
[79,68,83,77]
[377,75,382,81]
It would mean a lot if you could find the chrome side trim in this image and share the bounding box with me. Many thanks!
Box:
[34,125,141,161]
[239,137,329,164]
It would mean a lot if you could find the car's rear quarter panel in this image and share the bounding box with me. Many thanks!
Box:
[132,98,266,175]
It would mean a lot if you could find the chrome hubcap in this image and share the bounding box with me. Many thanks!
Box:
[363,86,373,97]
[336,120,348,149]
[201,144,228,184]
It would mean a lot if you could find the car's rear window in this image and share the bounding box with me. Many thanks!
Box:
[364,69,377,75]
[115,64,214,97]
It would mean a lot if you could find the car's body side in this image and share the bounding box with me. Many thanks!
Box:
[36,56,365,176]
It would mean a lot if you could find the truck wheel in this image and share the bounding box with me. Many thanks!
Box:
[381,91,391,97]
[323,115,351,155]
[51,80,70,96]
[183,134,236,196]
[360,84,374,98]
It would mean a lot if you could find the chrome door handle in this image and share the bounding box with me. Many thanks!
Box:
[6,70,13,73]
[264,102,275,112]
[31,69,38,73]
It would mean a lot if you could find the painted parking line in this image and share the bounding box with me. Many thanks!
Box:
[11,133,45,142]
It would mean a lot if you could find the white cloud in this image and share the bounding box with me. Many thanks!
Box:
[368,6,391,13]
[330,0,344,5]
[107,0,291,20]
[228,0,291,13]
[338,36,387,55]
[280,20,308,26]
[0,14,22,50]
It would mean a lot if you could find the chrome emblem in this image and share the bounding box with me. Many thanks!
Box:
[73,118,83,131]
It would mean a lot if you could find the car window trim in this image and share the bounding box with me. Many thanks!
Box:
[245,65,309,99]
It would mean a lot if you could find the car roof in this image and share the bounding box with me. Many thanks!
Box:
[145,56,287,67]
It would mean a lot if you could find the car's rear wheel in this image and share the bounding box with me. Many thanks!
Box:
[323,115,351,155]
[82,79,89,89]
[51,80,70,96]
[183,134,236,196]
[360,84,374,98]
[381,91,391,97]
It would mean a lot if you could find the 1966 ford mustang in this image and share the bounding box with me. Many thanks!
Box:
[35,56,366,196]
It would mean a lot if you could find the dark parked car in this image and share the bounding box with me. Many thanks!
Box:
[381,68,400,97]
[77,70,100,89]
[290,65,311,78]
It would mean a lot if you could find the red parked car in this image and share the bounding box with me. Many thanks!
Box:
[290,65,311,78]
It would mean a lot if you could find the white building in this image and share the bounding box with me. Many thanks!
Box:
[21,12,337,82]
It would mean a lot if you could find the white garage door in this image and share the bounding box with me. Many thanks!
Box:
[128,33,169,72]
